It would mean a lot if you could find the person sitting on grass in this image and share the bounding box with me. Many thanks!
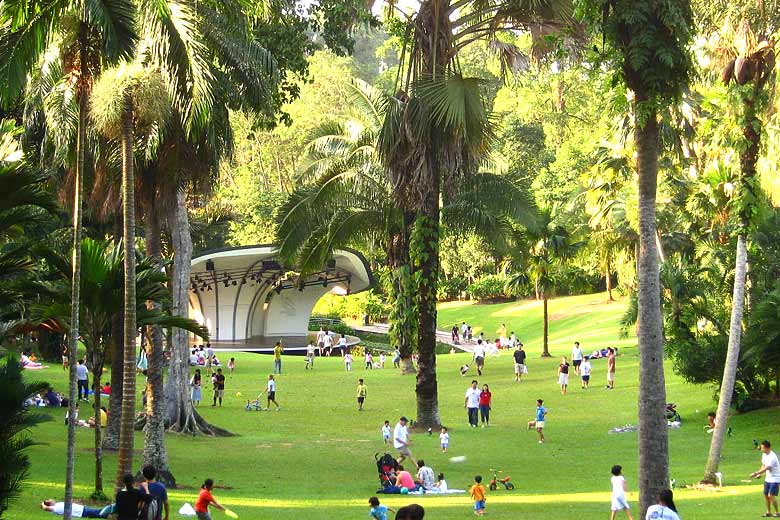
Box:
[88,406,108,428]
[368,496,395,520]
[41,499,110,518]
[434,473,448,492]
[414,460,436,490]
[115,473,143,520]
[394,465,417,491]
[705,412,716,434]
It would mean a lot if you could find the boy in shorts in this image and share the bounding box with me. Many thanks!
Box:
[382,420,392,444]
[581,356,592,389]
[263,374,280,411]
[439,427,449,452]
[527,399,547,443]
[469,475,486,516]
[357,379,367,411]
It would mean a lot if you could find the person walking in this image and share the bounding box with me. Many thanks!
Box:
[194,479,226,520]
[606,348,616,389]
[461,322,468,342]
[305,341,316,370]
[750,440,780,517]
[211,368,225,407]
[478,384,492,427]
[465,380,480,428]
[393,348,401,368]
[571,341,583,375]
[76,359,89,401]
[393,416,416,466]
[273,341,284,374]
[513,343,526,382]
[558,357,570,396]
[527,399,547,443]
[609,465,634,520]
[645,489,680,520]
[356,378,367,411]
[263,374,281,411]
[473,340,486,376]
[581,357,592,389]
[451,324,459,344]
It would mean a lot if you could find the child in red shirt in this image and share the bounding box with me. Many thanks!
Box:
[194,479,225,520]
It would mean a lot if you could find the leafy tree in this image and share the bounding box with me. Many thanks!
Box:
[0,354,48,517]
[582,0,693,513]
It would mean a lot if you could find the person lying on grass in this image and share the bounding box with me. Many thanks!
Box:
[41,499,110,518]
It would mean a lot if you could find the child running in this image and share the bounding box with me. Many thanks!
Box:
[368,496,394,520]
[357,379,367,411]
[527,399,547,443]
[610,465,634,520]
[469,475,487,516]
[227,357,235,373]
[382,420,392,445]
[344,352,353,372]
[195,478,226,520]
[439,427,449,452]
[262,374,280,411]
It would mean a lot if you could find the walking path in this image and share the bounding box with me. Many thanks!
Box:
[353,323,474,353]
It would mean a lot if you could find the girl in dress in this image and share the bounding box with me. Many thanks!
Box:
[190,369,202,406]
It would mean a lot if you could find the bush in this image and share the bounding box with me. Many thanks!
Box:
[467,275,510,301]
[437,277,467,301]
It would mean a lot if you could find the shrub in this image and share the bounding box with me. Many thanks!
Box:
[467,275,510,301]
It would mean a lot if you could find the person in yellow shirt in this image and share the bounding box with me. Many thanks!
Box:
[273,341,284,374]
[356,378,367,411]
[88,406,108,428]
[470,475,486,516]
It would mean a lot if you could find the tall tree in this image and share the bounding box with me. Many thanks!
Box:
[378,0,575,428]
[699,2,779,484]
[0,0,136,515]
[584,0,693,514]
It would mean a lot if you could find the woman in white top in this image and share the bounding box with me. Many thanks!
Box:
[645,489,680,520]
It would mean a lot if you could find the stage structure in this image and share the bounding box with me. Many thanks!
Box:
[188,245,374,349]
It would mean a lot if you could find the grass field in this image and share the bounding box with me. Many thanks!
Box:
[10,292,779,519]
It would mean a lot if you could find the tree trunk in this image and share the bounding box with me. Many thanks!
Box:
[116,99,137,490]
[703,90,759,484]
[388,212,416,374]
[541,296,550,357]
[142,213,175,486]
[412,190,440,429]
[606,254,614,302]
[104,214,124,451]
[164,191,231,436]
[64,19,88,519]
[635,111,668,516]
[90,356,105,499]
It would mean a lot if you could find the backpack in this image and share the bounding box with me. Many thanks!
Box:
[137,494,160,520]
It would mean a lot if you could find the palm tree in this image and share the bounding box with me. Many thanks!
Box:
[507,207,583,357]
[0,1,136,514]
[590,0,693,514]
[90,60,170,489]
[0,353,49,517]
[29,238,209,495]
[699,4,779,484]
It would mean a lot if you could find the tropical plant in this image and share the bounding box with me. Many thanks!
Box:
[29,238,208,495]
[697,2,780,484]
[0,0,136,512]
[582,0,693,514]
[0,354,49,517]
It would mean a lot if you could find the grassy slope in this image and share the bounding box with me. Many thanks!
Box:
[11,292,778,519]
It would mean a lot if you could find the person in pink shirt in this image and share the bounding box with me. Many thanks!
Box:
[394,465,418,491]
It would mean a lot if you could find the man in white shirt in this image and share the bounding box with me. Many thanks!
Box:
[76,359,89,401]
[461,322,468,341]
[751,440,780,517]
[393,416,416,466]
[464,380,481,428]
[322,334,333,356]
[473,340,486,376]
[205,343,214,368]
[571,341,584,375]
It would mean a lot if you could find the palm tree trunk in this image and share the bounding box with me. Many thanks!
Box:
[142,213,175,486]
[104,215,124,451]
[703,90,759,484]
[388,212,416,374]
[164,191,230,436]
[116,99,137,490]
[412,189,440,429]
[90,357,104,499]
[606,254,614,302]
[703,234,747,483]
[635,110,668,516]
[541,296,550,357]
[64,18,89,518]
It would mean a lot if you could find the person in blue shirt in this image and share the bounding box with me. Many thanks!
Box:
[527,399,547,444]
[368,496,394,520]
[140,465,169,520]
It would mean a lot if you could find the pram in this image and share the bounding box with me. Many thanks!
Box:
[245,397,265,411]
[375,452,398,488]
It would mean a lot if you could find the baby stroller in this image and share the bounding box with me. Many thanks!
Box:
[245,397,264,411]
[375,452,398,488]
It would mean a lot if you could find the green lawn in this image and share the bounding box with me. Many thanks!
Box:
[10,292,779,519]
